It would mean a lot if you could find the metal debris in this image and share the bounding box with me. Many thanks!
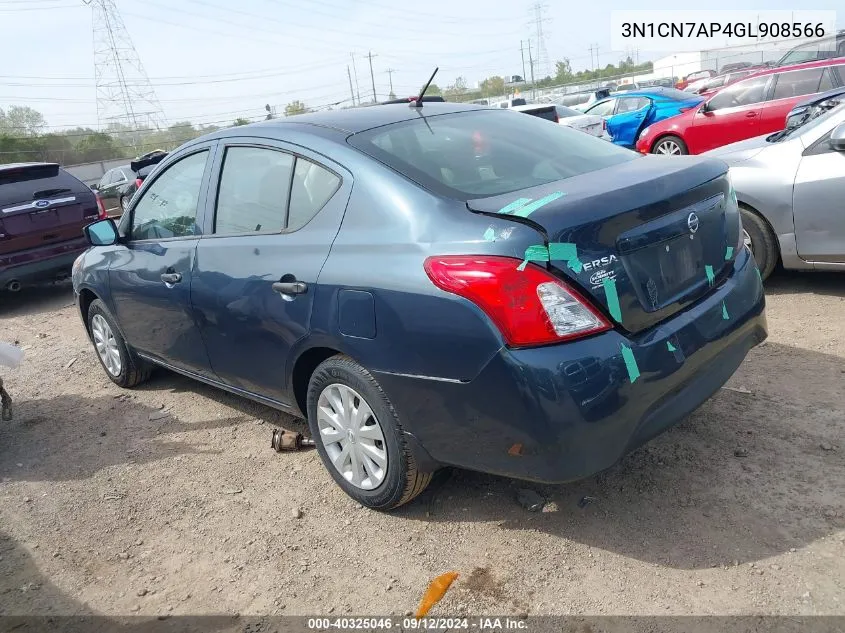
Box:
[516,489,545,512]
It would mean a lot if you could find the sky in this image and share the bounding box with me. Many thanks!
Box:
[1,0,843,132]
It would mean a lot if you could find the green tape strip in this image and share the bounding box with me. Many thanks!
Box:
[498,197,533,215]
[620,344,640,384]
[517,244,550,271]
[511,191,565,218]
[548,242,583,273]
[667,341,677,352]
[602,277,622,322]
[725,246,734,260]
[483,227,496,241]
[705,264,715,286]
[722,301,729,320]
[756,267,762,282]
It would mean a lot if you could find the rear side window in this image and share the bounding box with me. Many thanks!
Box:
[288,159,341,231]
[772,68,826,100]
[616,97,650,113]
[348,109,637,200]
[0,164,88,208]
[215,146,293,235]
[706,74,770,111]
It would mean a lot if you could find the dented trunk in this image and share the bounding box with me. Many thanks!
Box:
[467,156,742,334]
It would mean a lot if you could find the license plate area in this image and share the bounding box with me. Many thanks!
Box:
[626,234,706,312]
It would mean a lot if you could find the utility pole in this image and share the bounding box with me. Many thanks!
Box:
[347,65,356,106]
[520,40,527,83]
[366,51,378,103]
[350,53,361,105]
[528,40,536,100]
[385,68,396,97]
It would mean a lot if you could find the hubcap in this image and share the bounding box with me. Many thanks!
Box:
[91,314,122,376]
[742,228,754,255]
[317,384,387,490]
[655,140,682,155]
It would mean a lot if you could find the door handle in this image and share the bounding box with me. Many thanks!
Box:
[161,272,182,285]
[272,281,308,296]
[745,112,758,118]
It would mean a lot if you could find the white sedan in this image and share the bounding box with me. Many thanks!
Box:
[510,103,610,140]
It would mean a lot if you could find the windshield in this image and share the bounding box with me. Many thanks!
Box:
[348,109,638,200]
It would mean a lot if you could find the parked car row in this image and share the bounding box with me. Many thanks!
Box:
[92,150,167,217]
[72,101,768,510]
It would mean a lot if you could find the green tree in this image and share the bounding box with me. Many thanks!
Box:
[554,59,573,83]
[232,117,250,126]
[284,100,308,117]
[0,105,46,136]
[479,75,505,96]
[444,76,468,100]
[426,83,442,96]
[74,133,119,163]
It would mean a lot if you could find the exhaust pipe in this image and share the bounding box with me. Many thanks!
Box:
[5,280,21,293]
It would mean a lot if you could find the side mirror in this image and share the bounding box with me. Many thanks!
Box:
[700,101,711,114]
[84,218,119,246]
[830,122,845,152]
[90,183,99,191]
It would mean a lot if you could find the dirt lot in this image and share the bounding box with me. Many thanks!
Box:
[0,273,843,620]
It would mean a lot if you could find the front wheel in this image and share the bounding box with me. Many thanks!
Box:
[739,206,778,280]
[652,135,688,156]
[87,299,151,388]
[306,355,432,510]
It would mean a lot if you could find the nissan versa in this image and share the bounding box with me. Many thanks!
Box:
[72,102,767,510]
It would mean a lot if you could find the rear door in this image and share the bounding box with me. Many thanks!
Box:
[0,164,99,257]
[759,67,835,134]
[98,169,123,214]
[608,96,653,147]
[191,140,350,403]
[685,73,771,153]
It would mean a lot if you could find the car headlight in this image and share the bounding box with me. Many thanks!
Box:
[640,126,650,139]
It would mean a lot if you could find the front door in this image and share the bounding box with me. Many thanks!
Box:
[108,147,216,376]
[686,74,771,153]
[191,142,350,403]
[794,129,845,263]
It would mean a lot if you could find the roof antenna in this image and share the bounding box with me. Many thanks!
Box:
[411,67,439,108]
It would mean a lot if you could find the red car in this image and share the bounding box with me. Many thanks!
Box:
[675,69,715,91]
[637,58,845,155]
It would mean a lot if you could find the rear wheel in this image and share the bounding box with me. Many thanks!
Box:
[87,299,151,388]
[306,355,432,510]
[652,135,688,156]
[739,206,778,280]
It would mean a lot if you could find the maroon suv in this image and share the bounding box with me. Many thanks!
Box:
[1,163,105,292]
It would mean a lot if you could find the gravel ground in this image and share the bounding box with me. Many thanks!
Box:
[0,272,843,621]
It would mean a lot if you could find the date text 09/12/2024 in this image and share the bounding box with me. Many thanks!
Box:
[307,617,529,630]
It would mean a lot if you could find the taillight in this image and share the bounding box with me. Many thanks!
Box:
[95,195,107,220]
[423,255,611,347]
[135,178,142,188]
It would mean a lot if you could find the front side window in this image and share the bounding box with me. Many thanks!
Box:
[215,146,293,235]
[131,150,208,241]
[706,75,770,111]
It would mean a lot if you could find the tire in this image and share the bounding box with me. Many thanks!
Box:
[652,135,688,156]
[87,299,151,388]
[739,205,778,280]
[306,355,432,510]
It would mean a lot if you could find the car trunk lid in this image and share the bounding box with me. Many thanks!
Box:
[0,163,98,256]
[467,156,739,333]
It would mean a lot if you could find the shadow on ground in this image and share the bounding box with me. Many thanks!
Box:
[764,270,844,298]
[0,281,75,319]
[396,340,845,570]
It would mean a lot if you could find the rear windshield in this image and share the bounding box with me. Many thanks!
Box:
[525,106,557,122]
[347,109,637,200]
[0,165,89,208]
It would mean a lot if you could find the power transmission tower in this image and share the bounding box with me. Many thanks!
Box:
[531,3,551,79]
[84,0,167,145]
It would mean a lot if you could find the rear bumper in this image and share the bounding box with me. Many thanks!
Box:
[0,239,87,287]
[375,246,767,483]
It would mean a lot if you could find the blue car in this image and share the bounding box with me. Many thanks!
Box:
[584,88,705,148]
[73,102,767,510]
